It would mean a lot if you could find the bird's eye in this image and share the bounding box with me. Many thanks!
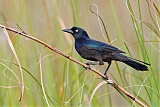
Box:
[75,29,78,32]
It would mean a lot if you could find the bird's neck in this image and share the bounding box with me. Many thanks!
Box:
[74,31,90,40]
[75,36,90,42]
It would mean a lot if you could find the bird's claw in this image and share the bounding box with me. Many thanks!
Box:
[83,63,91,70]
[102,74,109,80]
[83,66,91,70]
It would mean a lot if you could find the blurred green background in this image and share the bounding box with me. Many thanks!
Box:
[0,0,159,107]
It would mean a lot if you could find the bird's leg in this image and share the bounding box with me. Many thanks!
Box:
[102,75,109,80]
[102,62,111,80]
[85,62,99,65]
[98,59,104,65]
[104,61,111,76]
[83,62,99,70]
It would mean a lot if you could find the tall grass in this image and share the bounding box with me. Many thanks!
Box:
[0,0,159,107]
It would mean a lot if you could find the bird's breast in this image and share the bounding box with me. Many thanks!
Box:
[75,42,100,61]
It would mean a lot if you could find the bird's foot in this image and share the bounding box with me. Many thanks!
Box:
[83,62,99,70]
[83,66,91,71]
[83,63,91,70]
[102,75,109,80]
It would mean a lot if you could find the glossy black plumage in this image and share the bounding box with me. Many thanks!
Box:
[62,26,150,75]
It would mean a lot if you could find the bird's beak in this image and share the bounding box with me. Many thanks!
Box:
[62,28,73,34]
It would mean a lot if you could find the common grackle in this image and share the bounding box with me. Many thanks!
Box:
[62,26,150,76]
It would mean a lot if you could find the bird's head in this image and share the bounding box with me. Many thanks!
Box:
[62,26,89,40]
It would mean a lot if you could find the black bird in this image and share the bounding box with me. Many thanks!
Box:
[62,26,150,76]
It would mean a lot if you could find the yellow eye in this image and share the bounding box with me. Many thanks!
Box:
[75,29,78,32]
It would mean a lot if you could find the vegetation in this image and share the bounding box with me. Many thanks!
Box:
[0,0,159,106]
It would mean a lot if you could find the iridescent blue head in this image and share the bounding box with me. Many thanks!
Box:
[62,26,90,40]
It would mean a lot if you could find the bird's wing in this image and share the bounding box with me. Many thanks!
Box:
[84,39,125,53]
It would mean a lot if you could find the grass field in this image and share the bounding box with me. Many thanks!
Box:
[0,0,159,107]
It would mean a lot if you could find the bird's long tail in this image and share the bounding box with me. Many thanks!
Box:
[122,58,150,71]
